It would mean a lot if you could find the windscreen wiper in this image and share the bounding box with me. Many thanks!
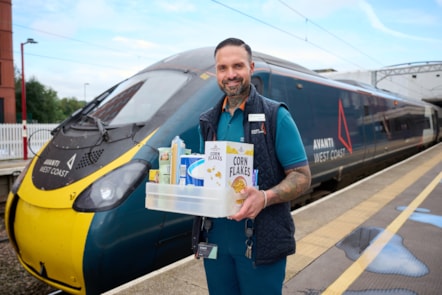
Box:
[51,82,122,136]
[87,115,109,142]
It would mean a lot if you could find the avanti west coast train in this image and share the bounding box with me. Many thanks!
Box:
[6,47,441,294]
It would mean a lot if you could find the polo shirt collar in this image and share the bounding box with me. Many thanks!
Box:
[221,96,248,112]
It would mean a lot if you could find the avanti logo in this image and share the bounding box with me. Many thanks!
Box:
[338,99,353,154]
[67,154,77,170]
[312,99,353,164]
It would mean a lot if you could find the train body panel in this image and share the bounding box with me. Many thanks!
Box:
[14,202,91,292]
[6,47,440,294]
[255,63,429,187]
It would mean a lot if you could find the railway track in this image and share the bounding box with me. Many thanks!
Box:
[0,201,8,243]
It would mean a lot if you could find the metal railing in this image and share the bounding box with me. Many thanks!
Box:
[0,124,58,160]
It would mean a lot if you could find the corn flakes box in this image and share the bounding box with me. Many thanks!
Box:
[204,141,254,193]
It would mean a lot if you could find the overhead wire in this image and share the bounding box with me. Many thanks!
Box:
[14,23,134,55]
[211,0,425,98]
[210,0,366,70]
[275,0,424,97]
[12,23,147,72]
[21,52,124,70]
[10,3,432,98]
[277,0,386,67]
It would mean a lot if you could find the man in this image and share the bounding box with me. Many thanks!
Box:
[194,38,311,295]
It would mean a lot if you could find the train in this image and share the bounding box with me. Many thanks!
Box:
[5,47,441,294]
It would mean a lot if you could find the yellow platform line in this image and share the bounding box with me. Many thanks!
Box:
[323,171,442,295]
[285,149,442,282]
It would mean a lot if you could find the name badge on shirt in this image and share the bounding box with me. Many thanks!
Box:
[248,113,266,122]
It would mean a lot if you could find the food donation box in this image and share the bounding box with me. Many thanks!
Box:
[146,141,254,217]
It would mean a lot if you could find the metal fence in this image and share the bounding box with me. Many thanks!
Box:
[0,123,58,160]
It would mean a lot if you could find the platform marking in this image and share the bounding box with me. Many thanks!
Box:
[286,148,442,281]
[322,171,442,295]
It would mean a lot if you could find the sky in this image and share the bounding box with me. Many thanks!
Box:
[11,0,442,101]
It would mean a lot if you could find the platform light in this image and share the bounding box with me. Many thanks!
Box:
[20,38,38,160]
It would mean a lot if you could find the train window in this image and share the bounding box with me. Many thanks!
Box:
[252,76,263,94]
[310,84,340,137]
[268,73,313,145]
[88,70,190,126]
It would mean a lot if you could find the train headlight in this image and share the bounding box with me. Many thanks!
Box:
[73,160,149,212]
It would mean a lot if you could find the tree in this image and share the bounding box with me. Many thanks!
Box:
[15,75,86,123]
[59,97,87,119]
[28,78,65,122]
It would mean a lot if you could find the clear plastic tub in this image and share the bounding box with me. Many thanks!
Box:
[145,183,245,217]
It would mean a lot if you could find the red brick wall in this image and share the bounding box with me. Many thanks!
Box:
[0,0,16,123]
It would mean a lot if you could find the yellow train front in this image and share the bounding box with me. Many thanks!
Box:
[5,48,223,294]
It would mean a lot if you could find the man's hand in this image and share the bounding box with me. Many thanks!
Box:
[229,186,265,221]
[227,165,311,221]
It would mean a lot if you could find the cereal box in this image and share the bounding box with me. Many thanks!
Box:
[204,141,254,192]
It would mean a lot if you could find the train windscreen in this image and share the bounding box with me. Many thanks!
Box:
[87,70,190,126]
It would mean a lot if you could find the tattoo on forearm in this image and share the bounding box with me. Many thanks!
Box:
[272,167,311,203]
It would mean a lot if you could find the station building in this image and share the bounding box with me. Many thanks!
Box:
[320,62,442,108]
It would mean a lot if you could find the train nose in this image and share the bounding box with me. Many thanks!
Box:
[9,195,93,294]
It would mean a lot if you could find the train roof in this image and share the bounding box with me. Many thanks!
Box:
[335,79,427,105]
[335,79,378,91]
[252,51,323,77]
[141,47,217,73]
[141,47,322,78]
[139,47,436,109]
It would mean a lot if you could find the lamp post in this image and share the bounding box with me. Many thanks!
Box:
[84,83,89,100]
[20,38,38,160]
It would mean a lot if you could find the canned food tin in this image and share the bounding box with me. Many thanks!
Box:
[180,155,204,186]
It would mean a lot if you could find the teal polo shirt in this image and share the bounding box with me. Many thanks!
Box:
[216,98,246,143]
[211,97,307,170]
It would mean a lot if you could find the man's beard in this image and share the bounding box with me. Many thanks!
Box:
[221,78,248,99]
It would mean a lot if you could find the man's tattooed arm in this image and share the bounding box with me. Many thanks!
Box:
[266,165,311,205]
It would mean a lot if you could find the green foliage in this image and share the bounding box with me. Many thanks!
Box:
[59,97,87,119]
[15,74,87,123]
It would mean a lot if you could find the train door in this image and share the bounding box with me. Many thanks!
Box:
[252,75,265,95]
[371,96,391,157]
[152,212,194,269]
[339,91,365,160]
[435,109,442,142]
[360,92,377,161]
[423,106,436,145]
[264,71,313,153]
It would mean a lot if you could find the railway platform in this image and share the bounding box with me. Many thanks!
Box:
[104,143,442,295]
[0,159,29,203]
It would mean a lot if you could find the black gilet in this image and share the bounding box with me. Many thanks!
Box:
[198,84,296,265]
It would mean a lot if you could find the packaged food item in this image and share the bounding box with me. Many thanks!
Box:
[149,169,159,183]
[170,136,185,184]
[180,154,204,186]
[158,147,171,184]
[204,141,254,192]
[146,141,254,217]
